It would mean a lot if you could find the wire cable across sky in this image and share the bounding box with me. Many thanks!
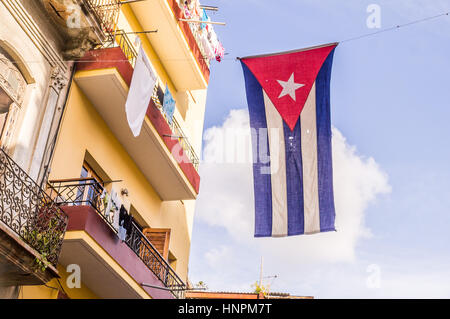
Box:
[6,10,450,64]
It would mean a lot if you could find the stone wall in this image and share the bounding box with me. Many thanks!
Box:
[40,0,102,59]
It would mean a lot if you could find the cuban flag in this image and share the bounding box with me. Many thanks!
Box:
[240,43,337,237]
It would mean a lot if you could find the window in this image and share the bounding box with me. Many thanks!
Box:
[76,161,104,207]
[0,47,26,150]
[142,228,171,261]
[80,161,103,183]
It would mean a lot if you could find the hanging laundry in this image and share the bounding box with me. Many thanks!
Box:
[124,212,133,237]
[215,43,225,62]
[183,0,195,18]
[110,189,121,231]
[193,0,201,19]
[100,188,109,216]
[162,84,176,125]
[118,205,129,241]
[200,30,215,60]
[200,9,208,30]
[125,46,157,137]
[100,187,107,202]
[183,5,191,18]
[208,29,220,52]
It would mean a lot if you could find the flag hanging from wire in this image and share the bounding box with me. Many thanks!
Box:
[240,43,338,237]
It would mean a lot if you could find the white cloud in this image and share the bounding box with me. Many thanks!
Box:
[196,109,391,265]
[194,245,257,293]
[204,246,232,269]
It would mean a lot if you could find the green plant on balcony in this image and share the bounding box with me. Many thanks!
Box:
[23,216,65,272]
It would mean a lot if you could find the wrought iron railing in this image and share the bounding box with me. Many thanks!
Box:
[0,148,68,267]
[151,85,200,171]
[47,178,116,231]
[47,178,186,298]
[126,222,186,299]
[100,30,138,67]
[82,0,121,38]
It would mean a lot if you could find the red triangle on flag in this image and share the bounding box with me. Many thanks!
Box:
[241,43,337,130]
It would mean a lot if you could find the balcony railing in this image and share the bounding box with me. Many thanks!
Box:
[82,0,121,38]
[126,222,186,299]
[151,85,200,171]
[47,178,186,298]
[0,148,68,267]
[100,30,138,67]
[47,178,116,230]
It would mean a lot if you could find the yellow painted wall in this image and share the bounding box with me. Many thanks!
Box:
[49,80,192,288]
[115,6,208,250]
[120,5,177,103]
[118,5,208,155]
[19,264,98,299]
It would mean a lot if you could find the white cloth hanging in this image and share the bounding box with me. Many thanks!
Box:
[125,46,157,137]
[113,189,121,230]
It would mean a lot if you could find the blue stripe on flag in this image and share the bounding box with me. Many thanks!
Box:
[316,49,336,232]
[283,120,305,236]
[241,62,273,237]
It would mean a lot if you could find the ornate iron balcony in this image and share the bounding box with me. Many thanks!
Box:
[47,178,116,230]
[0,148,68,267]
[47,178,187,298]
[126,222,186,299]
[82,0,121,39]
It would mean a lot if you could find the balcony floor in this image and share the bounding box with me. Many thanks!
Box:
[59,205,175,299]
[0,221,59,286]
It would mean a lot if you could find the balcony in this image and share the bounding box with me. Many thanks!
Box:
[74,43,200,200]
[107,32,200,170]
[0,148,68,286]
[128,0,212,89]
[41,0,121,59]
[47,178,186,299]
[100,30,139,67]
[151,85,200,171]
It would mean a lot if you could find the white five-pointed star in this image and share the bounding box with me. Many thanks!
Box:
[277,73,305,101]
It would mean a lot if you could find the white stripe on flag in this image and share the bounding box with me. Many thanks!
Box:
[301,82,321,234]
[263,91,288,237]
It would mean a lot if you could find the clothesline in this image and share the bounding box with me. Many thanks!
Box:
[340,11,449,43]
[233,10,450,61]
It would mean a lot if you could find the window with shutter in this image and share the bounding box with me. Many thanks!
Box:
[142,228,171,261]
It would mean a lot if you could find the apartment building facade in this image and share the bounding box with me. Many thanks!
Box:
[0,0,220,299]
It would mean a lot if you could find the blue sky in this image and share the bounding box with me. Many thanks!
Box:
[188,0,450,298]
